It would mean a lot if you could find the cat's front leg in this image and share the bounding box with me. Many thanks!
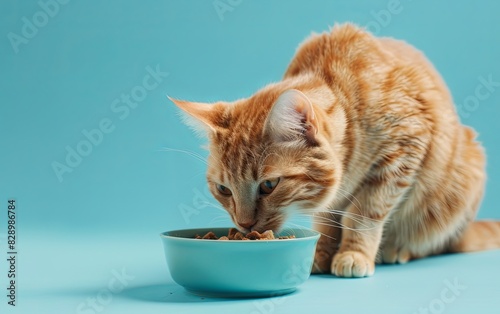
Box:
[330,209,384,277]
[311,212,342,273]
[331,173,415,277]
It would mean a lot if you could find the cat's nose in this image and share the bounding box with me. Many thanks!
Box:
[238,220,256,230]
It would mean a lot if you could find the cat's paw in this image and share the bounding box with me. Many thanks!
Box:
[331,251,375,278]
[312,247,334,274]
[379,246,411,264]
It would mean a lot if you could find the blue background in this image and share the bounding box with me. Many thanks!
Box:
[1,1,499,313]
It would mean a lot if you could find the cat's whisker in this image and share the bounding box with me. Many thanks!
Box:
[299,219,372,238]
[159,147,209,166]
[198,201,227,213]
[278,225,295,238]
[264,214,287,228]
[316,211,373,230]
[320,209,375,228]
[208,215,232,226]
[308,218,374,234]
[186,170,207,182]
[296,212,377,234]
[281,220,307,237]
[335,187,363,213]
[207,212,228,220]
[301,200,376,228]
[326,208,381,226]
[304,198,382,225]
[276,170,372,227]
[284,221,341,241]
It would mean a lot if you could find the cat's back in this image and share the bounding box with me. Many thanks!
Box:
[285,23,457,126]
[376,36,453,105]
[284,23,385,79]
[286,24,450,99]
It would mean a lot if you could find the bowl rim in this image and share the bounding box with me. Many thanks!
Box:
[160,227,320,242]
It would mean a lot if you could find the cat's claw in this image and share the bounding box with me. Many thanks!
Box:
[331,251,375,278]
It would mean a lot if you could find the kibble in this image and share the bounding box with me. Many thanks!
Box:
[195,228,295,240]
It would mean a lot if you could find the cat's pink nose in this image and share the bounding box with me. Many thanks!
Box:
[238,220,255,230]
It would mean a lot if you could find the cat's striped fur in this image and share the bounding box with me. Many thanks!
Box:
[171,24,500,277]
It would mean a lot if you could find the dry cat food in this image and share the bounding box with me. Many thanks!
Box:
[195,228,296,240]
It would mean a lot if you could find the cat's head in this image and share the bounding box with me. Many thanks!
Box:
[171,87,342,232]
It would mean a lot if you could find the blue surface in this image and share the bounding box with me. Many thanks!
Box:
[4,231,500,314]
[1,0,500,313]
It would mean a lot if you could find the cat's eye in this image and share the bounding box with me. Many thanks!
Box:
[259,178,280,195]
[216,184,232,196]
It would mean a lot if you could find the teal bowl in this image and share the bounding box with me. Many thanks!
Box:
[160,227,320,297]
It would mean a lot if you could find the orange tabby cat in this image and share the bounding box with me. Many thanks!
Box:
[171,23,500,277]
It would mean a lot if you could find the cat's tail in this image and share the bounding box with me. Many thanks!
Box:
[450,220,500,253]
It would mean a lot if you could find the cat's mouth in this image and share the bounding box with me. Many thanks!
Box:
[235,217,284,234]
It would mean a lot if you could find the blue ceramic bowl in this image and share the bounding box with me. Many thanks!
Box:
[160,227,320,297]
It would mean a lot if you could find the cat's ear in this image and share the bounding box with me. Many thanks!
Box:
[168,96,217,135]
[264,89,319,144]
